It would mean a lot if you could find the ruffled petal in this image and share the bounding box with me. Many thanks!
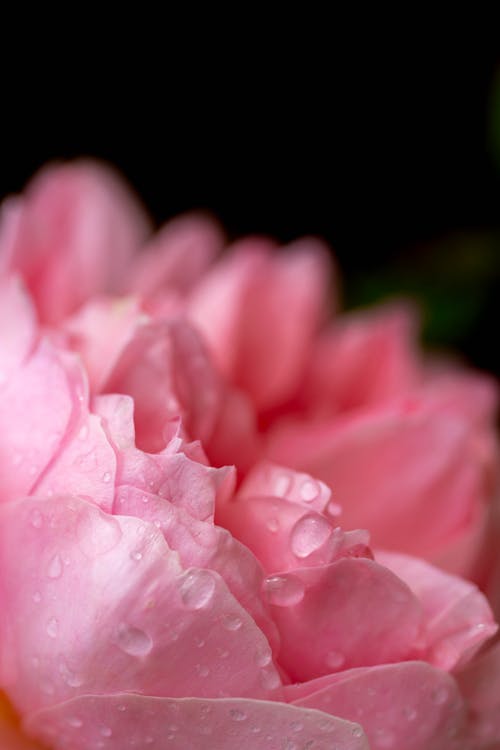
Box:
[0,496,282,716]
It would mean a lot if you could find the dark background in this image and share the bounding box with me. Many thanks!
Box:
[2,48,500,376]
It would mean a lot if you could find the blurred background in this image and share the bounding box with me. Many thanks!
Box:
[2,46,500,376]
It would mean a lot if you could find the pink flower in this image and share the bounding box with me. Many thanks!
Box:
[1,160,499,749]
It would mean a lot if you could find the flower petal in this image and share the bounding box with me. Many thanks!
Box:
[25,694,368,750]
[288,661,470,750]
[0,495,282,716]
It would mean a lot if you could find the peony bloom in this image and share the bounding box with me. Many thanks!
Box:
[0,160,500,749]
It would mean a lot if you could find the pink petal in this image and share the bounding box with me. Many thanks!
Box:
[188,238,331,412]
[302,304,420,416]
[377,550,497,671]
[25,693,368,750]
[262,558,422,681]
[103,317,223,453]
[0,275,36,385]
[0,160,151,323]
[219,493,370,574]
[0,495,282,716]
[267,399,492,577]
[288,661,470,750]
[0,339,74,503]
[125,212,224,297]
[457,641,500,746]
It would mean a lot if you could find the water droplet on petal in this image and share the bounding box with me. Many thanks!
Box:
[326,650,345,670]
[46,617,59,638]
[255,645,272,667]
[180,570,216,610]
[290,720,303,733]
[300,479,320,502]
[266,517,279,533]
[229,709,247,721]
[431,686,449,706]
[30,509,43,528]
[102,471,111,483]
[290,514,332,558]
[67,717,83,728]
[78,424,89,441]
[100,727,112,738]
[274,473,292,496]
[221,613,242,631]
[260,668,281,690]
[114,624,153,656]
[47,553,63,579]
[196,664,210,677]
[264,574,305,606]
[130,550,143,561]
[33,591,42,603]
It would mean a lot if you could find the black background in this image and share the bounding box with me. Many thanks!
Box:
[2,44,500,375]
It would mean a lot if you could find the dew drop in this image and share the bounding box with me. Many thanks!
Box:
[264,574,305,606]
[300,479,320,502]
[100,726,112,738]
[102,471,111,483]
[221,613,242,631]
[179,570,216,610]
[33,591,42,603]
[196,664,210,677]
[30,509,43,528]
[290,720,303,733]
[431,686,449,706]
[404,707,417,721]
[229,709,247,722]
[46,617,59,638]
[274,473,292,496]
[78,424,89,441]
[352,726,364,738]
[114,624,153,656]
[47,553,63,579]
[260,668,281,690]
[255,646,272,667]
[290,514,332,558]
[266,517,279,533]
[67,717,83,728]
[325,650,345,670]
[117,704,126,712]
[130,550,143,561]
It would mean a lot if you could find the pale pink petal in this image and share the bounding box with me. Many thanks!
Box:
[262,558,422,681]
[302,304,420,416]
[125,212,224,297]
[114,484,279,651]
[103,317,222,453]
[205,385,261,473]
[0,160,151,323]
[188,238,331,411]
[218,494,370,574]
[377,550,497,671]
[0,495,282,716]
[288,661,470,750]
[238,462,335,516]
[26,693,368,750]
[0,275,36,384]
[267,400,491,577]
[457,641,500,746]
[0,340,74,503]
[63,296,144,391]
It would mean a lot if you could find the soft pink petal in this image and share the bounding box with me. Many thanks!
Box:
[0,339,74,503]
[0,275,36,384]
[302,304,420,416]
[457,641,500,746]
[188,238,331,412]
[103,317,223,453]
[218,494,370,574]
[267,399,492,577]
[0,160,151,323]
[262,558,422,681]
[26,693,368,750]
[239,462,335,516]
[377,550,497,671]
[288,661,471,750]
[125,212,224,298]
[0,496,282,716]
